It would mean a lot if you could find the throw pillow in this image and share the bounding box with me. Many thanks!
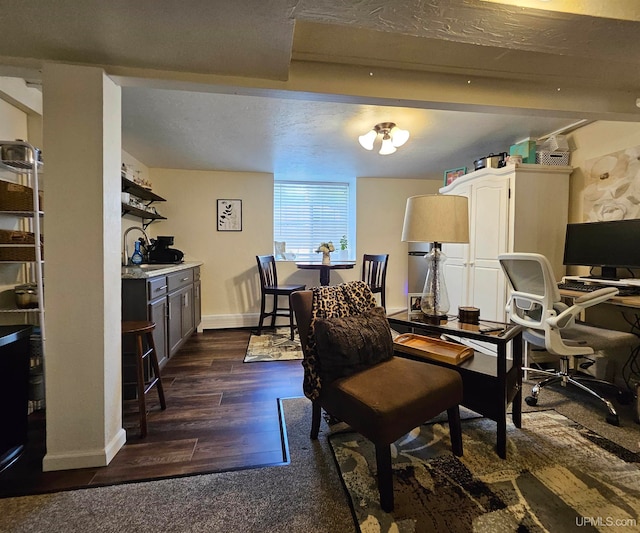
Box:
[313,306,393,384]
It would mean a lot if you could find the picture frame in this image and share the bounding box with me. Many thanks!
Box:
[217,199,242,231]
[408,293,423,317]
[443,167,467,186]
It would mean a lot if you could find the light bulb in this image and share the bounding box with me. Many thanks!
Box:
[358,129,377,150]
[379,136,397,155]
[391,127,410,147]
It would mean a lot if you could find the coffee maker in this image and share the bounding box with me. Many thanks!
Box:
[147,236,184,264]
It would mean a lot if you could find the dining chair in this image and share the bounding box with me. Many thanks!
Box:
[256,255,305,340]
[361,254,389,310]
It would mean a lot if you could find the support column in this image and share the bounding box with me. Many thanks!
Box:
[42,63,125,470]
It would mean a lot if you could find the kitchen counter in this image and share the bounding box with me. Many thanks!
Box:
[121,261,203,279]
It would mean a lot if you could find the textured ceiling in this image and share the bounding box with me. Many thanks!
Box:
[0,0,639,179]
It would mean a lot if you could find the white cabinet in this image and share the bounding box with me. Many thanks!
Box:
[440,164,571,321]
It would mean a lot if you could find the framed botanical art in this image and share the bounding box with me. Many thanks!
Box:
[217,199,242,231]
[443,167,467,186]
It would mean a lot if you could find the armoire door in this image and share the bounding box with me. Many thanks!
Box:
[468,177,510,321]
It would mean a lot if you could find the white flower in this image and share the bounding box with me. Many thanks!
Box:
[315,241,335,253]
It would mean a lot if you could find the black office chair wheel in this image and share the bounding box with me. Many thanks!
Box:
[616,389,634,405]
[606,412,620,426]
[524,395,538,407]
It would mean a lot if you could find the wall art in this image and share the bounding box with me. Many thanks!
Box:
[583,145,640,221]
[217,199,242,231]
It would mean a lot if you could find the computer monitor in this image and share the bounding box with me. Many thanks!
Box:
[563,219,640,280]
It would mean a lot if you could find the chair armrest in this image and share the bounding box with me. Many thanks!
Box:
[574,286,619,306]
[547,287,618,329]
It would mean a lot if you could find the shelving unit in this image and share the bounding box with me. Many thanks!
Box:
[0,140,45,414]
[121,175,166,228]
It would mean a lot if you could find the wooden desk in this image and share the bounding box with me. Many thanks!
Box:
[295,261,355,286]
[387,311,523,459]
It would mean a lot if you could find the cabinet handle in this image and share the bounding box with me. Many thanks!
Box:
[156,285,168,292]
[183,293,189,307]
[181,277,189,282]
[168,301,172,320]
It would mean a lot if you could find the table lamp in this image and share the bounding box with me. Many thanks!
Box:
[401,194,469,319]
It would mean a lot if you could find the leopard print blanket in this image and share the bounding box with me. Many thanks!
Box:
[302,280,377,400]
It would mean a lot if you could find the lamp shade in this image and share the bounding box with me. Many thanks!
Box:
[401,195,469,243]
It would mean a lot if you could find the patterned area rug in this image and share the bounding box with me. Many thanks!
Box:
[243,327,303,362]
[329,411,640,532]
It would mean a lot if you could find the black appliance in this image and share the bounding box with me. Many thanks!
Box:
[148,236,184,264]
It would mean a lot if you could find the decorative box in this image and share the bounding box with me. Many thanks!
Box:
[535,151,570,166]
[509,139,537,164]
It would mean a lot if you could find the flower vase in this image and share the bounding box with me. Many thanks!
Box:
[322,251,331,265]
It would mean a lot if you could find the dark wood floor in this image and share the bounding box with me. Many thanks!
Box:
[0,328,304,498]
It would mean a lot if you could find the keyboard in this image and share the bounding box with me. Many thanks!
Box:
[557,281,640,297]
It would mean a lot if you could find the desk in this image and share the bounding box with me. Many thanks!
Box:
[387,311,523,459]
[295,261,355,286]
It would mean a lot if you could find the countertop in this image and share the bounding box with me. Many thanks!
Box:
[121,261,203,279]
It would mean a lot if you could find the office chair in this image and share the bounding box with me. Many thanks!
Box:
[499,253,636,426]
[361,254,389,310]
[256,255,305,340]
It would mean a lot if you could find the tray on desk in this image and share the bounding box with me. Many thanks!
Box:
[394,333,474,365]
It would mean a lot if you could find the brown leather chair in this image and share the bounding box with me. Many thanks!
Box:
[256,255,305,340]
[361,254,389,310]
[291,284,463,512]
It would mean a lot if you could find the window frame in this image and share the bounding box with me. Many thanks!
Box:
[273,177,356,261]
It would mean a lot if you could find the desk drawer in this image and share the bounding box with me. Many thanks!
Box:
[167,269,194,292]
[147,276,168,299]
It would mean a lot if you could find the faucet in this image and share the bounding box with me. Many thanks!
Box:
[123,226,151,266]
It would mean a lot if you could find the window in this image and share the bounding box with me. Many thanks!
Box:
[274,180,354,261]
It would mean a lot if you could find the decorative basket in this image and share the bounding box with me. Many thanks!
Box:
[0,229,41,261]
[0,180,43,211]
[536,151,570,166]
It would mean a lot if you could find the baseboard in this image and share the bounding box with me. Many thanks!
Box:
[200,313,259,330]
[42,428,127,471]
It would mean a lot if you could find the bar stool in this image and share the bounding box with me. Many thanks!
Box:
[121,321,167,437]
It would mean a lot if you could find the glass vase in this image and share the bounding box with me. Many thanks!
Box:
[322,251,331,265]
[420,244,450,318]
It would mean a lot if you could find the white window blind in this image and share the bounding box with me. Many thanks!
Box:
[274,181,350,261]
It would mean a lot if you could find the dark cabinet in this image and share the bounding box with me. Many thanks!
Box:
[194,279,201,331]
[149,296,168,368]
[122,265,201,367]
[0,325,33,472]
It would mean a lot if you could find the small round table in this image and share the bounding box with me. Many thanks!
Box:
[295,261,356,286]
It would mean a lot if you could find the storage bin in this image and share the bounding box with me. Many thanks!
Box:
[0,180,43,211]
[0,229,41,261]
[536,150,570,166]
[510,140,537,163]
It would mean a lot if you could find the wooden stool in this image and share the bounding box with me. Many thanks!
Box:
[121,321,167,437]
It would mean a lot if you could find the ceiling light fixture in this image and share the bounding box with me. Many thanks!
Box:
[358,122,410,155]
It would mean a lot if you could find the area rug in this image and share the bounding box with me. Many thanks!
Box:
[243,327,303,362]
[329,411,640,532]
